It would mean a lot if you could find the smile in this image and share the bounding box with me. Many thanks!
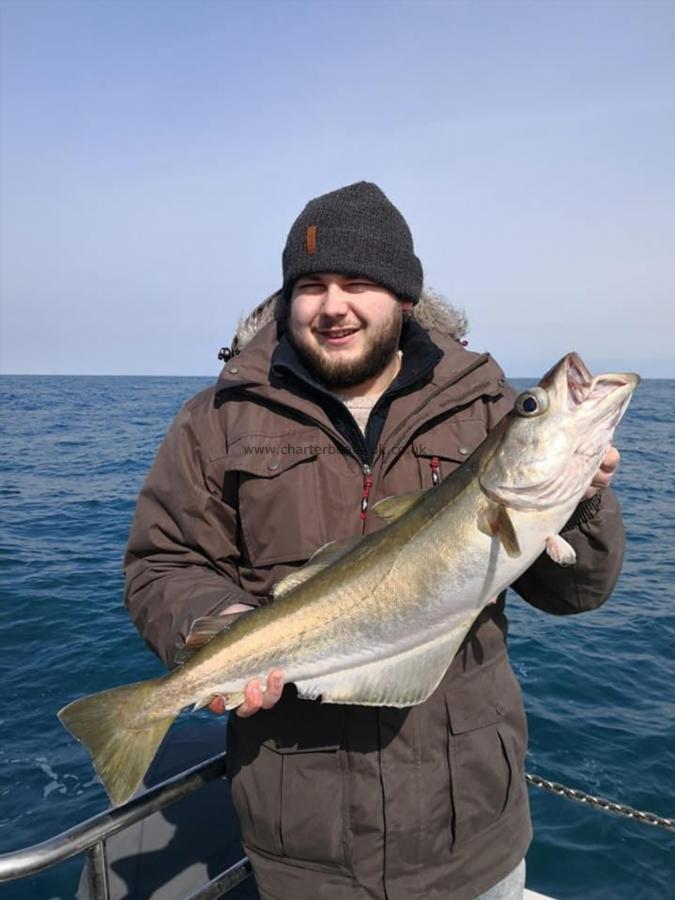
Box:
[315,327,361,346]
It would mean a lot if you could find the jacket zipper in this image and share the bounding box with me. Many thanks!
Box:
[360,464,373,521]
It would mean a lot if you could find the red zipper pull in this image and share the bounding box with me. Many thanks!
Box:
[430,456,441,487]
[360,464,373,520]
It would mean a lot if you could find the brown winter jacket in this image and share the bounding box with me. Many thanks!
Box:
[125,291,626,900]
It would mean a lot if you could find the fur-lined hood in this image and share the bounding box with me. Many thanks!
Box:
[227,288,468,356]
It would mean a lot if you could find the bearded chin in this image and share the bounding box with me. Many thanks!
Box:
[288,308,404,390]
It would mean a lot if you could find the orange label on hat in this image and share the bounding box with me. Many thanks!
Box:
[306,225,317,255]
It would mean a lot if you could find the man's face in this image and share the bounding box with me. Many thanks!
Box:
[287,274,412,390]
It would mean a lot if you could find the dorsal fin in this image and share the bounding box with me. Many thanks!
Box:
[372,490,429,524]
[271,535,364,600]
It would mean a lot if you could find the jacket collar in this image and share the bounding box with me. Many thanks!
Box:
[215,319,503,461]
[215,312,475,395]
[268,318,443,402]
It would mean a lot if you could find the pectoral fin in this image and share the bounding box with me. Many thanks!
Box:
[477,502,521,558]
[294,614,478,707]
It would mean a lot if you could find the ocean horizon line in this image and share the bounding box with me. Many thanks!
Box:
[2,370,674,380]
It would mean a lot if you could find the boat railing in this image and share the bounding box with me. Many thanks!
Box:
[0,751,252,900]
[0,754,672,900]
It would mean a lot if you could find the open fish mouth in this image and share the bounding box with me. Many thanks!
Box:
[540,352,640,414]
[480,352,640,512]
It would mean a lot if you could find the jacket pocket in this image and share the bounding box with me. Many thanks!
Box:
[444,662,520,849]
[413,417,488,489]
[222,429,324,567]
[228,695,350,869]
[275,741,349,868]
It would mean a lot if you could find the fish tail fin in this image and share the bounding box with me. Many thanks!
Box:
[58,677,176,807]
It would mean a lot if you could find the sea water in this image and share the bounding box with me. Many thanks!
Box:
[0,375,673,899]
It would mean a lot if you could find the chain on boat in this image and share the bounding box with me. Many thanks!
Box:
[0,754,672,900]
[525,772,675,832]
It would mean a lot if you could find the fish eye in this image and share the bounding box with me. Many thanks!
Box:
[515,388,549,417]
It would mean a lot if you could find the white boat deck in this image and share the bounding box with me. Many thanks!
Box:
[524,891,554,899]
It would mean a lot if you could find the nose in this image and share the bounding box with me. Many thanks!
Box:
[320,282,349,318]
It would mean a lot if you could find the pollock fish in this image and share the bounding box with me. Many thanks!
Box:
[58,353,639,806]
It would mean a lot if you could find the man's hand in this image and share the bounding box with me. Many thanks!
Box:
[204,603,284,717]
[209,669,284,719]
[207,670,285,717]
[582,446,620,500]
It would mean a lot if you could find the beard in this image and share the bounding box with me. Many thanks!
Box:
[288,305,405,390]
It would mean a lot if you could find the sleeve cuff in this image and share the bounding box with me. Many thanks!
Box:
[563,492,603,530]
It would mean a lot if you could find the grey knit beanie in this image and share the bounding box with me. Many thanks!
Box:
[281,181,423,304]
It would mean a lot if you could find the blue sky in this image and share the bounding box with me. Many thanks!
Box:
[1,0,673,377]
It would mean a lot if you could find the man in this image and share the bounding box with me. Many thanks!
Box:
[125,182,624,900]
